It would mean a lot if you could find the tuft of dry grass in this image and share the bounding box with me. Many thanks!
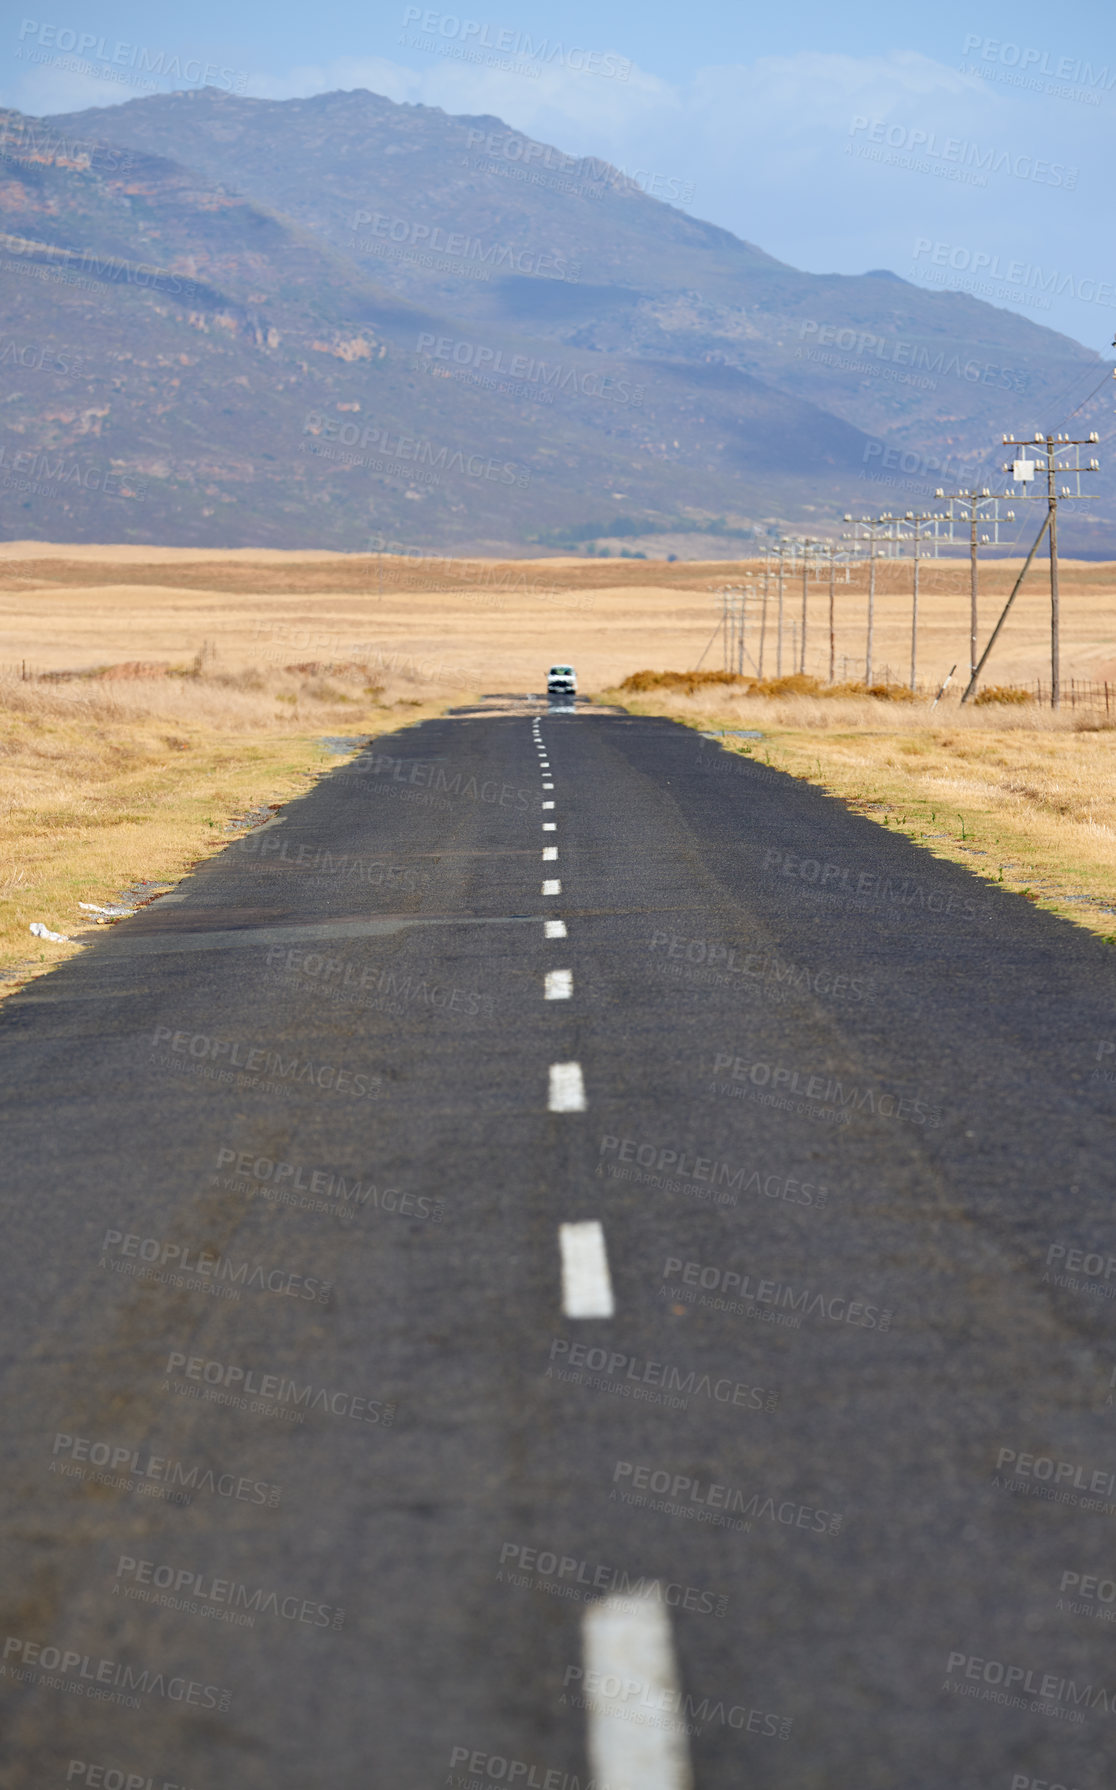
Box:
[0,658,470,989]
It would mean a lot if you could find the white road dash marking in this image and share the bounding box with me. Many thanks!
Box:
[542,846,558,861]
[582,1593,692,1789]
[543,822,557,832]
[543,781,554,790]
[548,1061,586,1112]
[542,879,562,895]
[542,801,555,809]
[559,1221,614,1319]
[544,920,567,938]
[544,968,573,1000]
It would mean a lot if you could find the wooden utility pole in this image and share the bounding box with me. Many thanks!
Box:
[878,511,946,691]
[714,585,757,676]
[842,515,897,686]
[1048,446,1059,707]
[997,432,1100,708]
[933,489,1014,694]
[795,538,824,674]
[810,542,850,685]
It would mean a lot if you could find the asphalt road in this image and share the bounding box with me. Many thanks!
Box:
[1,700,1115,1790]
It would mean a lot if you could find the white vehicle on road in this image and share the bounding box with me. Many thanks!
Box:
[547,664,577,697]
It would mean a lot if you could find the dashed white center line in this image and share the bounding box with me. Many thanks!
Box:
[542,846,558,861]
[548,1061,586,1111]
[582,1593,692,1789]
[543,781,554,790]
[542,879,562,895]
[559,1221,614,1319]
[544,968,573,1000]
[543,822,557,832]
[542,801,555,809]
[544,919,567,938]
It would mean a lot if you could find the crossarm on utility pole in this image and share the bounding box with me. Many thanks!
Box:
[959,511,1051,704]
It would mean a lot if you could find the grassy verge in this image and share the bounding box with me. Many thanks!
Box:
[599,675,1116,941]
[0,662,462,992]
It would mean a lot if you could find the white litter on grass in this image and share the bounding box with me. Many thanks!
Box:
[29,923,71,943]
[78,903,136,918]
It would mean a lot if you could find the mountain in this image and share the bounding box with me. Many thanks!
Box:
[1,91,1111,554]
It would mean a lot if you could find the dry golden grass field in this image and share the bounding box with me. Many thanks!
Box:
[1,542,1114,988]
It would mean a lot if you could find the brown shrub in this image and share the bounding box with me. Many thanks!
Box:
[619,669,751,695]
[974,685,1034,706]
[619,669,917,701]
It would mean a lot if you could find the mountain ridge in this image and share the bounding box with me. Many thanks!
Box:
[1,88,1111,554]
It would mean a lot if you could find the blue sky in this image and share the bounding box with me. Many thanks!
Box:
[5,0,1115,348]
